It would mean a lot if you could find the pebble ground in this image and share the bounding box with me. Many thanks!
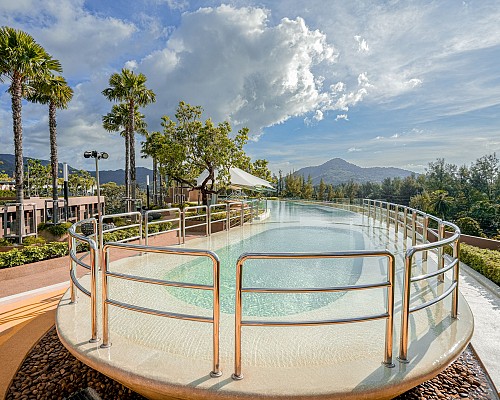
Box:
[6,328,498,400]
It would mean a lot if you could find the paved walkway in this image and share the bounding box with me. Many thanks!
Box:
[0,237,499,398]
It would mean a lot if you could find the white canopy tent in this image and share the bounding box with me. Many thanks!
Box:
[196,167,275,192]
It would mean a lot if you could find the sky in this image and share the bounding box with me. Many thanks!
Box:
[1,0,500,176]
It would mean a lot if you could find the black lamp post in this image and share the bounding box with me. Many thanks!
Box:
[84,151,108,241]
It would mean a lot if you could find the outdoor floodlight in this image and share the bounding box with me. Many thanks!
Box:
[84,150,109,160]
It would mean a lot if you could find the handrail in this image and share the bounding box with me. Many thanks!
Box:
[99,211,143,251]
[144,208,182,246]
[183,205,209,238]
[232,250,396,380]
[361,199,461,363]
[100,242,222,378]
[209,203,229,235]
[67,217,99,343]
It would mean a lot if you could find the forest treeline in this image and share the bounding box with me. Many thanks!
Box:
[278,154,500,238]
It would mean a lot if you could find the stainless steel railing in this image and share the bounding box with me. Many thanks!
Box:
[362,199,461,362]
[67,217,99,343]
[99,211,143,251]
[144,208,182,246]
[231,250,396,380]
[183,205,209,237]
[100,242,222,377]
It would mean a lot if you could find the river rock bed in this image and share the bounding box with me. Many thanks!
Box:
[6,328,498,400]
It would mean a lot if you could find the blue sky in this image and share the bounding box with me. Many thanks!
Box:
[1,0,500,175]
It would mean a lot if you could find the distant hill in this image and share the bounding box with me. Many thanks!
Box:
[0,154,152,188]
[295,158,416,185]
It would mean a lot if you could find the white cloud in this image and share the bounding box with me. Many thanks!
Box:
[138,4,340,136]
[335,114,348,121]
[348,147,361,152]
[354,35,369,53]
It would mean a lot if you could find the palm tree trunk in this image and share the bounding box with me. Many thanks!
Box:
[125,131,130,211]
[129,100,136,208]
[49,101,59,223]
[12,76,24,243]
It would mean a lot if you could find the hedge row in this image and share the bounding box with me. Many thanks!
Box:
[0,242,68,268]
[0,222,173,269]
[459,243,500,285]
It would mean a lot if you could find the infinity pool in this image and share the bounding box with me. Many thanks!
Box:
[165,225,364,316]
[57,200,474,400]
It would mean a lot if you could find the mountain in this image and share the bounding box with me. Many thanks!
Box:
[0,154,152,188]
[294,158,416,185]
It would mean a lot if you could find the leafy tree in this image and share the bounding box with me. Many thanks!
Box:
[326,184,334,201]
[25,159,50,197]
[250,159,272,181]
[100,182,126,214]
[284,172,302,198]
[469,153,499,201]
[102,68,156,206]
[68,170,95,196]
[26,74,73,221]
[0,26,62,241]
[155,101,250,205]
[409,192,431,212]
[103,102,148,202]
[317,178,326,200]
[455,217,484,237]
[302,175,314,199]
[429,190,453,220]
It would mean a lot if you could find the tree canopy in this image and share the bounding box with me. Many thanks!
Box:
[153,101,250,205]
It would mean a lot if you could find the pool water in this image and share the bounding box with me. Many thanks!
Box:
[165,202,366,316]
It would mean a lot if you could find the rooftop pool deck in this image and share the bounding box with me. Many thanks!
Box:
[56,201,474,399]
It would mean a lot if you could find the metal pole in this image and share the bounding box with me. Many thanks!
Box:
[398,251,413,363]
[101,246,111,348]
[63,163,69,220]
[210,254,222,377]
[452,240,460,318]
[438,222,445,282]
[384,254,395,367]
[146,175,150,210]
[232,258,244,380]
[95,157,103,252]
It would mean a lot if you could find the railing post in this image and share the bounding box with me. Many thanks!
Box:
[205,206,209,236]
[386,203,390,230]
[210,254,222,377]
[422,216,429,261]
[452,240,460,318]
[240,202,244,226]
[182,209,186,240]
[69,236,76,304]
[208,206,212,235]
[384,253,395,367]
[100,246,111,348]
[438,222,445,282]
[394,206,399,235]
[403,208,408,240]
[232,257,244,380]
[226,203,230,231]
[398,251,413,363]
[89,244,99,343]
[411,211,417,246]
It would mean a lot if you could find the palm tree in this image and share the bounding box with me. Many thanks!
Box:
[102,69,156,209]
[0,26,62,242]
[27,74,73,223]
[141,131,164,206]
[102,103,148,209]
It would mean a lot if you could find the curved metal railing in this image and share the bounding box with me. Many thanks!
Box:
[100,242,222,377]
[231,250,396,380]
[144,208,182,246]
[362,199,461,362]
[67,217,99,343]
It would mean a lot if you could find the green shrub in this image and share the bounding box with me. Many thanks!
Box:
[455,217,485,237]
[38,222,72,237]
[459,243,500,285]
[0,249,25,268]
[23,236,46,245]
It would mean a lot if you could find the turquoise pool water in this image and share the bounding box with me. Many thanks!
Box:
[165,201,366,316]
